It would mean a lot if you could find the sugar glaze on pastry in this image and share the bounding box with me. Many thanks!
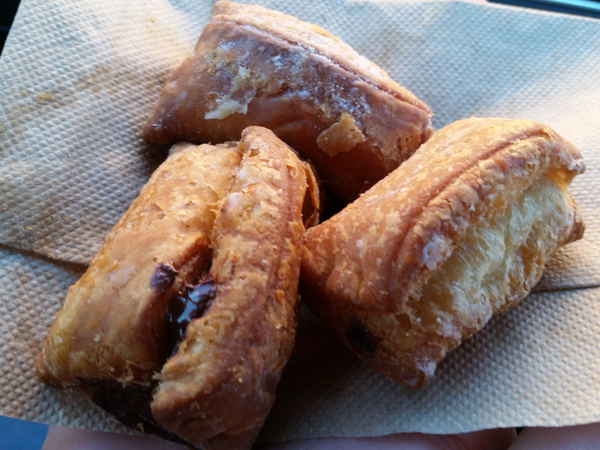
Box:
[37,127,311,450]
[142,1,433,202]
[300,117,585,389]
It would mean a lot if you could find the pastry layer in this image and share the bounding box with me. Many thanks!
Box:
[151,127,307,450]
[142,1,433,202]
[36,142,242,386]
[300,117,585,388]
[37,127,310,450]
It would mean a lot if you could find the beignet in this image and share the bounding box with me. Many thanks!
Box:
[300,117,585,389]
[142,1,433,203]
[37,127,310,450]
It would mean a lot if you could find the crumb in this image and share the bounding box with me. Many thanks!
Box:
[36,93,54,104]
[61,216,68,221]
[25,226,32,231]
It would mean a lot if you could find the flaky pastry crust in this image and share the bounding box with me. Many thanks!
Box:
[151,127,308,450]
[37,127,310,450]
[142,1,433,202]
[36,142,242,387]
[300,117,585,388]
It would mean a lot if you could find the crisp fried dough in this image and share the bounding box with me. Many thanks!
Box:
[37,127,310,450]
[36,142,242,387]
[151,127,308,450]
[300,117,585,389]
[142,1,433,202]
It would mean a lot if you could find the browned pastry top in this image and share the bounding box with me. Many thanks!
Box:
[36,142,243,386]
[210,1,430,110]
[36,126,311,450]
[142,1,433,202]
[302,117,585,315]
[151,126,308,450]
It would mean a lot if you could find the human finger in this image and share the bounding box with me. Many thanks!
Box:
[258,428,517,450]
[41,425,186,450]
[508,423,600,450]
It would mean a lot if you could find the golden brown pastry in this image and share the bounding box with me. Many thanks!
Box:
[37,127,310,450]
[141,1,433,203]
[300,117,585,389]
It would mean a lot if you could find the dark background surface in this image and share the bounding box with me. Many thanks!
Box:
[0,0,21,53]
[0,416,47,450]
[489,0,600,19]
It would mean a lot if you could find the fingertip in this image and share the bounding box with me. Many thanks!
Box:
[42,425,186,450]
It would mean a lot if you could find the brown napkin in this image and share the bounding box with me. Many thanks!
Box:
[1,0,599,441]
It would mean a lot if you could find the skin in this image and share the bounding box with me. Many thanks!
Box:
[41,423,600,450]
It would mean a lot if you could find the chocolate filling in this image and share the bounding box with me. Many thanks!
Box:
[151,262,178,293]
[167,277,216,357]
[80,276,216,449]
[346,320,377,356]
[81,378,194,448]
[79,272,216,449]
